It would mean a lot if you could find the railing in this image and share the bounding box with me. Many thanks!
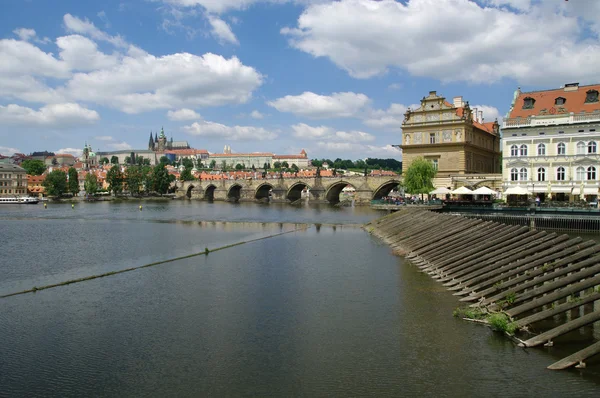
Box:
[503,112,600,128]
[453,212,600,233]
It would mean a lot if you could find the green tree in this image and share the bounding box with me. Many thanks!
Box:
[291,163,299,173]
[141,166,153,193]
[126,165,143,195]
[182,158,194,169]
[197,158,204,169]
[355,159,366,169]
[51,158,58,166]
[159,156,171,165]
[100,157,109,165]
[42,170,68,197]
[273,161,282,169]
[281,161,289,169]
[136,156,144,166]
[180,166,195,181]
[311,159,323,168]
[110,155,119,165]
[152,164,171,195]
[106,165,124,195]
[209,160,216,169]
[21,159,46,175]
[221,160,227,170]
[124,156,131,164]
[235,163,244,170]
[143,158,151,166]
[403,157,436,199]
[68,167,79,196]
[84,173,98,195]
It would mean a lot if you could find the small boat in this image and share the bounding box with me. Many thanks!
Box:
[0,196,40,204]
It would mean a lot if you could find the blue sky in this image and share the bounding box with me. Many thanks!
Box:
[1,0,599,160]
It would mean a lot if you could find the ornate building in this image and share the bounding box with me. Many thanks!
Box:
[399,91,501,188]
[148,127,190,152]
[82,142,97,170]
[502,83,600,201]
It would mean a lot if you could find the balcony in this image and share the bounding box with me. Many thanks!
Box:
[503,112,600,128]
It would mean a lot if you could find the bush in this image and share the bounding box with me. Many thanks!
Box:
[488,313,517,335]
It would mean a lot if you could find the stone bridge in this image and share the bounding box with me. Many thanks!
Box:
[176,175,402,204]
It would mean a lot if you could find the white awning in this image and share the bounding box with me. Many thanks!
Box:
[571,187,599,195]
[504,186,531,195]
[472,186,496,195]
[430,187,451,195]
[451,186,474,195]
[549,186,573,193]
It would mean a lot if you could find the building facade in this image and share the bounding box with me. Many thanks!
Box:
[502,83,600,201]
[0,164,27,196]
[399,91,501,188]
[209,148,309,169]
[148,127,190,152]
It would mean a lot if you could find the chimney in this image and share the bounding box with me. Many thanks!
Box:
[479,111,483,123]
[564,82,579,92]
[473,108,478,122]
[453,96,463,108]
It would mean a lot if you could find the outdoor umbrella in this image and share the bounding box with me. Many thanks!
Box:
[451,186,474,195]
[429,187,451,195]
[472,186,496,195]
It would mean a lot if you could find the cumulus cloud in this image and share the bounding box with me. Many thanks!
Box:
[167,108,201,121]
[363,103,408,130]
[95,135,114,141]
[163,0,331,14]
[56,148,83,157]
[207,15,239,44]
[316,142,401,159]
[282,0,600,85]
[107,141,133,150]
[0,146,21,155]
[471,104,503,124]
[0,103,99,127]
[183,120,278,140]
[13,28,36,41]
[250,110,264,119]
[268,91,370,119]
[63,13,127,48]
[291,123,374,143]
[0,39,70,79]
[56,35,119,71]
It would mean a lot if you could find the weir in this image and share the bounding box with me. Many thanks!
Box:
[365,209,600,371]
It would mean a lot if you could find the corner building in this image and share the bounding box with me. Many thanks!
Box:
[399,91,501,188]
[502,83,600,201]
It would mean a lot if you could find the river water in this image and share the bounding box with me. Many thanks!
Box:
[1,201,599,397]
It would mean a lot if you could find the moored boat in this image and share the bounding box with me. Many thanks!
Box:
[0,196,40,204]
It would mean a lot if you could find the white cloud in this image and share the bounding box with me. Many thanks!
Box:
[315,142,401,159]
[0,146,21,155]
[0,39,70,79]
[167,108,202,121]
[282,0,600,85]
[97,11,111,28]
[63,13,127,48]
[363,103,408,130]
[207,15,239,45]
[268,91,370,119]
[471,104,503,124]
[291,123,374,142]
[0,103,99,127]
[163,0,330,14]
[95,135,114,141]
[13,28,36,41]
[56,148,83,157]
[56,35,119,71]
[485,0,531,11]
[250,110,264,119]
[107,141,133,150]
[387,83,402,91]
[183,120,278,140]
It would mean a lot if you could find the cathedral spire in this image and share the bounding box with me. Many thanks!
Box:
[148,131,154,150]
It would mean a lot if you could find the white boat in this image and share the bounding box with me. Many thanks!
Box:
[0,196,40,204]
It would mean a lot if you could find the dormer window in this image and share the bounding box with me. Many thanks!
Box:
[522,97,535,109]
[585,90,599,103]
[555,97,566,105]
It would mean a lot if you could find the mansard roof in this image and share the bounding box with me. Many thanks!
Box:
[508,83,600,119]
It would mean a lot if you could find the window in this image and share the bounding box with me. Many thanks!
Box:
[519,168,528,181]
[537,167,546,181]
[576,166,586,180]
[588,141,597,154]
[537,143,546,156]
[510,168,518,181]
[429,133,436,144]
[556,167,565,181]
[510,144,518,156]
[555,97,566,105]
[523,97,535,109]
[558,131,564,134]
[585,90,599,103]
[431,159,438,170]
[519,144,528,156]
[588,166,597,180]
[557,142,566,155]
[577,141,586,154]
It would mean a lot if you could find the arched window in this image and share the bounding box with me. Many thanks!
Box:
[576,166,586,180]
[588,166,597,180]
[557,142,566,155]
[537,143,546,156]
[577,141,586,155]
[588,141,597,154]
[537,167,545,181]
[510,168,518,181]
[519,167,528,181]
[510,144,518,157]
[556,166,565,181]
[519,144,528,156]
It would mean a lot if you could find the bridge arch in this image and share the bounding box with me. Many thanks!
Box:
[325,181,355,204]
[185,184,195,199]
[255,182,273,201]
[286,181,311,202]
[204,184,216,201]
[372,180,401,200]
[227,184,242,202]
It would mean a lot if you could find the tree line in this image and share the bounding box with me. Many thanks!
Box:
[310,158,402,172]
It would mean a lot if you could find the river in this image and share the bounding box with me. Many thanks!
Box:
[0,201,599,397]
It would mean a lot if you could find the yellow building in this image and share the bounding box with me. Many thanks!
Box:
[399,91,501,188]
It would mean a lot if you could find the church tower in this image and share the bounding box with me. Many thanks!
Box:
[82,142,90,170]
[157,127,167,152]
[148,131,154,151]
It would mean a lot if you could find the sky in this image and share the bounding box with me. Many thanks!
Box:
[1,0,600,160]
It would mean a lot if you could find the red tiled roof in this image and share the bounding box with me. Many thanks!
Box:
[211,153,274,157]
[508,84,600,119]
[54,153,75,158]
[272,154,307,159]
[455,107,496,134]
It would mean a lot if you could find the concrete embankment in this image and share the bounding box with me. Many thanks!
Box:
[365,209,600,370]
